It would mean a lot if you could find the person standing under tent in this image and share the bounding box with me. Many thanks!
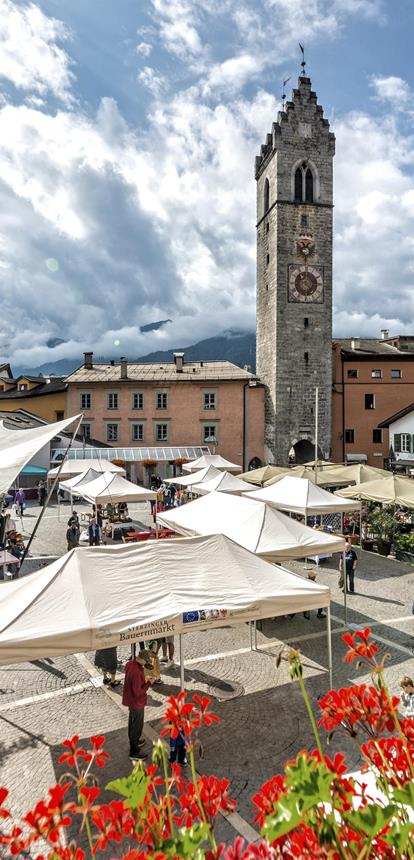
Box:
[68,511,80,529]
[94,647,121,688]
[37,480,47,506]
[339,541,358,594]
[159,636,175,668]
[15,488,25,517]
[88,517,101,546]
[122,649,154,761]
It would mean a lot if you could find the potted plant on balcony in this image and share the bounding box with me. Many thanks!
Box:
[366,505,401,556]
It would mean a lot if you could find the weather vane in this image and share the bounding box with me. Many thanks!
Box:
[281,76,291,109]
[299,43,306,76]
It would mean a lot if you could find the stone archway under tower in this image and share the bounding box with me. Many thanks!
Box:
[290,438,323,466]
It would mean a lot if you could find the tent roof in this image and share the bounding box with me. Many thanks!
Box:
[77,472,157,503]
[59,467,107,492]
[323,464,390,485]
[0,414,81,495]
[0,534,330,665]
[265,466,350,488]
[336,474,414,507]
[48,459,125,478]
[246,476,360,514]
[196,470,254,496]
[164,465,221,487]
[238,465,289,485]
[183,454,241,473]
[158,492,345,560]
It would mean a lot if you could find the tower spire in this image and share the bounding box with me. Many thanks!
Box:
[299,43,306,77]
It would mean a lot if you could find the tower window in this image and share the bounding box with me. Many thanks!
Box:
[301,214,308,227]
[294,168,302,202]
[305,168,314,202]
[304,317,309,328]
[263,178,270,214]
[266,253,270,265]
[266,222,269,233]
[304,351,309,364]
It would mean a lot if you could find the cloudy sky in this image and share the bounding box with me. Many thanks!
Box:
[1,0,414,370]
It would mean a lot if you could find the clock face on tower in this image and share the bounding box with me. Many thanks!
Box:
[288,264,324,303]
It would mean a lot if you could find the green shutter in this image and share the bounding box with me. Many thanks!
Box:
[409,435,412,453]
[394,434,401,453]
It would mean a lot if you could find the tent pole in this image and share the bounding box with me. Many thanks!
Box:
[359,507,362,546]
[342,548,348,624]
[179,634,185,691]
[131,642,136,659]
[327,605,333,689]
[253,620,257,650]
[249,621,254,651]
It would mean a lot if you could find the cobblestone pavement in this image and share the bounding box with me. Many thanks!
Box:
[1,509,414,842]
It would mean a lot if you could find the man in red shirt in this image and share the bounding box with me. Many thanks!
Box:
[122,649,154,761]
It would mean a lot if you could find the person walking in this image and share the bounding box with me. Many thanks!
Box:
[159,636,175,668]
[37,480,47,506]
[339,541,358,594]
[66,521,80,551]
[94,647,121,688]
[122,649,154,761]
[88,517,101,546]
[15,488,25,517]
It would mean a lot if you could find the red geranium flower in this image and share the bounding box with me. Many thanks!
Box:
[342,628,379,665]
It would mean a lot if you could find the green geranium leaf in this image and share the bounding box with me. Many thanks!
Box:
[383,820,414,852]
[393,781,414,809]
[106,766,150,809]
[347,803,397,839]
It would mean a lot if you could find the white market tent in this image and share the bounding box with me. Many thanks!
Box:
[335,474,414,507]
[0,414,82,496]
[59,467,106,495]
[164,465,221,487]
[183,454,242,473]
[0,534,332,686]
[246,476,361,515]
[48,459,125,479]
[158,492,345,561]
[77,472,157,504]
[195,470,255,496]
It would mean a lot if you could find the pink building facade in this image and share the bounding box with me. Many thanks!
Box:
[66,353,264,480]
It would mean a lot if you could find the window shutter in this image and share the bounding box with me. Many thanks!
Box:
[394,434,401,452]
[409,435,413,453]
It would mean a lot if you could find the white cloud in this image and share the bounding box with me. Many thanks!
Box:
[136,41,153,57]
[148,0,204,61]
[0,0,74,103]
[370,74,412,106]
[137,66,166,97]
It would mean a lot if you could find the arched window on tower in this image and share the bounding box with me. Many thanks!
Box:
[263,178,270,213]
[294,168,302,203]
[305,168,314,203]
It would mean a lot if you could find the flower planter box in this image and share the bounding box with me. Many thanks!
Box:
[395,549,414,564]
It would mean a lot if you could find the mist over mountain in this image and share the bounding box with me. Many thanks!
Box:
[15,330,256,378]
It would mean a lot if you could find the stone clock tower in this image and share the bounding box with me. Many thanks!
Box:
[255,74,335,464]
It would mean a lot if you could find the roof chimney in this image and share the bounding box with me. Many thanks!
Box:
[83,351,93,369]
[381,329,389,340]
[351,338,360,351]
[173,352,184,372]
[120,357,128,380]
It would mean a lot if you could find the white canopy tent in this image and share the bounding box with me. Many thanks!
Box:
[183,454,241,473]
[0,534,332,686]
[59,467,105,495]
[195,471,255,496]
[77,472,157,504]
[164,465,221,487]
[158,492,345,561]
[48,459,125,479]
[246,476,361,515]
[0,414,82,496]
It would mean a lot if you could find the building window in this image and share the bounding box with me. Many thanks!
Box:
[203,425,218,444]
[304,351,309,364]
[305,168,314,203]
[82,423,91,440]
[55,411,64,421]
[155,423,168,441]
[107,423,118,442]
[266,253,270,265]
[107,392,118,410]
[19,384,28,391]
[365,394,375,409]
[131,423,144,442]
[345,429,355,443]
[263,178,270,214]
[372,428,382,444]
[294,164,314,203]
[301,214,308,227]
[132,392,144,410]
[391,369,402,378]
[371,369,382,378]
[304,317,309,328]
[347,369,358,379]
[294,168,302,202]
[156,392,168,410]
[401,433,411,453]
[203,392,216,410]
[80,392,91,409]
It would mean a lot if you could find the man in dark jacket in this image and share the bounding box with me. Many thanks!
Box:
[122,649,154,761]
[88,518,101,546]
[66,522,80,551]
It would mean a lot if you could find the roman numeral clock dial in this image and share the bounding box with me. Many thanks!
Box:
[288,264,324,303]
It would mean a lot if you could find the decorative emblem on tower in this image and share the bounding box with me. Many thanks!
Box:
[296,236,316,261]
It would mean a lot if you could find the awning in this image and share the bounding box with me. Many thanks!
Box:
[345,454,368,464]
[0,414,81,496]
[48,459,126,478]
[20,465,49,476]
[0,534,330,664]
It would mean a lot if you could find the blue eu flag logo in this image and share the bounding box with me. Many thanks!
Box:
[183,611,199,624]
